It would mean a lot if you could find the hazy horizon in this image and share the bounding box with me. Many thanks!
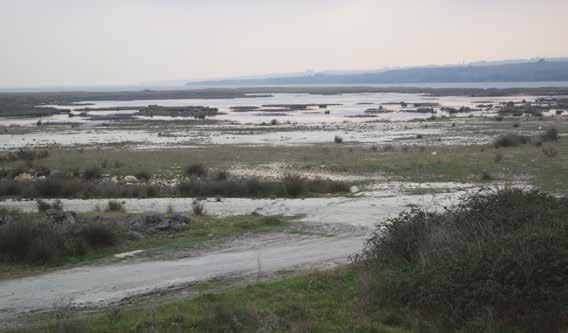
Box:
[1,0,567,88]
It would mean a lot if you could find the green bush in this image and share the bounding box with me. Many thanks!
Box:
[82,165,102,180]
[283,174,306,197]
[0,177,164,199]
[541,127,559,142]
[176,176,349,198]
[185,163,208,177]
[493,133,530,148]
[363,189,568,332]
[106,200,125,212]
[134,170,152,182]
[79,222,121,248]
[36,199,63,212]
[0,216,122,265]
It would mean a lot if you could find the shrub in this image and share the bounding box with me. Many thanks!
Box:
[480,170,493,181]
[493,133,530,148]
[36,199,63,212]
[362,189,568,332]
[185,163,208,177]
[214,170,229,181]
[192,200,205,216]
[334,135,343,144]
[82,165,102,180]
[541,127,559,142]
[0,176,164,199]
[79,222,121,248]
[283,174,306,197]
[134,170,151,182]
[0,215,122,265]
[542,145,559,158]
[106,200,125,212]
[494,151,504,163]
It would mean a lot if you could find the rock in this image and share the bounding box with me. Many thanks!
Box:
[14,173,33,182]
[127,231,145,241]
[111,176,119,184]
[155,219,171,231]
[123,175,138,183]
[350,185,360,194]
[170,213,191,225]
[128,212,190,234]
[50,170,65,178]
[142,212,163,224]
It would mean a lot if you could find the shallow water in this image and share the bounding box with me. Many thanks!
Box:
[0,92,561,150]
[6,92,551,127]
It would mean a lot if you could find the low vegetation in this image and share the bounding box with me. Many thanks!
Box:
[177,175,350,198]
[0,210,122,265]
[362,189,568,332]
[6,267,411,333]
[0,209,290,279]
[493,133,530,148]
[5,189,568,332]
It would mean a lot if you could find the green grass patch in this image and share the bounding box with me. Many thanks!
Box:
[9,267,414,333]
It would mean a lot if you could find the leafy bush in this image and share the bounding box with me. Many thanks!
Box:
[283,174,306,197]
[106,200,125,212]
[541,127,559,142]
[0,177,164,199]
[82,165,102,180]
[79,222,121,248]
[192,200,205,216]
[176,176,349,198]
[362,189,568,332]
[493,133,530,148]
[36,199,63,212]
[185,163,208,177]
[0,216,122,265]
[542,145,559,158]
[134,170,152,182]
[214,170,229,181]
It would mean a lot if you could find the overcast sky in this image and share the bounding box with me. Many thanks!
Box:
[1,0,567,87]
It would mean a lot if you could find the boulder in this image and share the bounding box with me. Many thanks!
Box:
[128,212,191,234]
[123,175,138,183]
[50,170,65,178]
[14,173,33,182]
[171,213,191,225]
[127,231,145,241]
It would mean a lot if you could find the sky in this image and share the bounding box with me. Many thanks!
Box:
[0,0,567,87]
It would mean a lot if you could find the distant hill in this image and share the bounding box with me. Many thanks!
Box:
[187,59,568,86]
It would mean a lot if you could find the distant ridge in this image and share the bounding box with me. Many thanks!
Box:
[187,58,568,86]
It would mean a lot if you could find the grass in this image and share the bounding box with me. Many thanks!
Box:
[315,138,568,193]
[7,267,413,333]
[1,120,565,194]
